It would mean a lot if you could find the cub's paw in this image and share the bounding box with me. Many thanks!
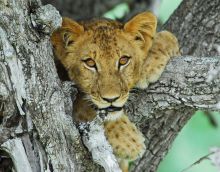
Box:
[136,31,180,89]
[104,114,146,161]
[156,31,181,57]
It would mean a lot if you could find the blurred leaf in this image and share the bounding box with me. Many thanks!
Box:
[103,3,129,20]
[158,0,183,23]
[157,111,220,172]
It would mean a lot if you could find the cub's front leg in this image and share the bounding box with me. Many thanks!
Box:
[74,94,145,172]
[136,31,180,89]
[104,113,146,172]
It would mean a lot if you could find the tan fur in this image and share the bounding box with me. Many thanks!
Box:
[51,12,180,172]
[73,92,96,122]
[136,31,180,88]
[104,114,145,164]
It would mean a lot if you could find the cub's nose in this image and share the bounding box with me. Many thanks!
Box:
[102,96,119,103]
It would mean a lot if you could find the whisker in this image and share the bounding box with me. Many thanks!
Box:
[79,90,90,95]
[83,97,94,107]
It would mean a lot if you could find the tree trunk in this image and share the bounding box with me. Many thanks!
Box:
[0,0,219,172]
[0,1,100,171]
[163,0,220,56]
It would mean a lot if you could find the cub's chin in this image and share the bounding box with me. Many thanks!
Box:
[91,103,124,121]
[105,110,124,121]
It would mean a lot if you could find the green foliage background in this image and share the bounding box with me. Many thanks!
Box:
[158,111,220,172]
[104,0,220,171]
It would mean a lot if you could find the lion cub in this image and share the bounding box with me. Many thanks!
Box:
[51,12,180,172]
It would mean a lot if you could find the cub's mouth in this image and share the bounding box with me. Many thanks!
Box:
[99,106,123,112]
[92,104,123,112]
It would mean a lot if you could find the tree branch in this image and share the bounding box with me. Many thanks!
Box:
[128,56,220,171]
[1,138,32,172]
[129,0,220,170]
[79,115,121,172]
[129,56,220,116]
[163,0,220,56]
[1,0,220,172]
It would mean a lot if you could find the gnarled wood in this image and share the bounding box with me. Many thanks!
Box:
[163,0,220,56]
[0,1,98,171]
[0,0,220,172]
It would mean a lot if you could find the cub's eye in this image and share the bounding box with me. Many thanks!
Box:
[119,55,131,69]
[82,58,97,70]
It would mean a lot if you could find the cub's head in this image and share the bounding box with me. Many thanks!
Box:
[51,12,157,112]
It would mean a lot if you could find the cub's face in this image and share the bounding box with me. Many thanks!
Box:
[51,12,157,111]
[65,30,144,109]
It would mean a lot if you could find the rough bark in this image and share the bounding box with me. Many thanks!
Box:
[0,0,220,172]
[163,0,220,56]
[130,0,220,171]
[129,56,220,172]
[129,0,220,172]
[0,1,100,172]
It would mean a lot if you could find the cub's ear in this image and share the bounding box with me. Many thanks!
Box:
[51,17,84,61]
[124,12,157,50]
[51,17,84,50]
[60,17,84,47]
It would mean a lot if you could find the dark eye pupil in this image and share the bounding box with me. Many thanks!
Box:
[86,60,95,67]
[120,58,127,64]
[82,58,96,68]
[119,56,130,65]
